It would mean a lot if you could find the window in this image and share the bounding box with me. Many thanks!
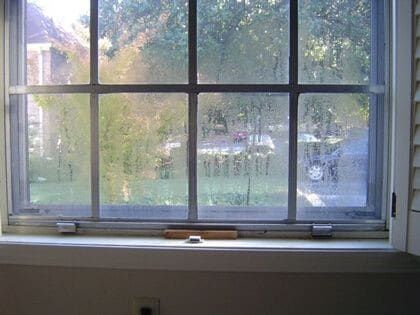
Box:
[4,0,388,232]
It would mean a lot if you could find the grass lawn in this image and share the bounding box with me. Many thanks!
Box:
[30,181,91,205]
[30,174,288,207]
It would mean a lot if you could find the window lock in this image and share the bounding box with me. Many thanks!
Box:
[311,224,333,238]
[57,222,77,234]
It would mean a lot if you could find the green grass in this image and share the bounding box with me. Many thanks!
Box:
[30,174,288,207]
[30,181,91,205]
[198,175,288,206]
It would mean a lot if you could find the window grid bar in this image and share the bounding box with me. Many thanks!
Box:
[90,93,100,219]
[90,0,99,85]
[188,0,198,85]
[288,94,298,221]
[187,0,198,221]
[90,0,100,219]
[289,0,299,86]
[188,93,198,220]
[8,84,373,95]
[287,0,299,221]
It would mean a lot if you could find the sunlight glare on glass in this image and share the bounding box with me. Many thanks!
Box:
[29,0,89,31]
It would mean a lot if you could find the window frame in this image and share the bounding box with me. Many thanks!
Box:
[390,0,414,252]
[2,0,391,233]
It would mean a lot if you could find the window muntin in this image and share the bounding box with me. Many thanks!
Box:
[7,0,387,228]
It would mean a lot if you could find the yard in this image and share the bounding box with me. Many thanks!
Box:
[30,174,289,207]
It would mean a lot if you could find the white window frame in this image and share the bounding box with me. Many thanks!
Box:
[390,0,420,256]
[0,0,411,242]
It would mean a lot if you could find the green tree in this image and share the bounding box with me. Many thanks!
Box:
[31,0,373,205]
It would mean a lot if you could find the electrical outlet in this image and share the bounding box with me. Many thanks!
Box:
[132,297,160,315]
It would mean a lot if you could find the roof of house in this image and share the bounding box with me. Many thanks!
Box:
[26,3,72,44]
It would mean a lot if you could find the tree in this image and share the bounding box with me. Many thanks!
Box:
[298,0,371,143]
[96,0,370,135]
[299,0,371,84]
[30,0,373,206]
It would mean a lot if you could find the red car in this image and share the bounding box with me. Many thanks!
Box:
[232,131,248,143]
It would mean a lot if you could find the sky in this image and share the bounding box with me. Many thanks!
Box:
[31,0,90,31]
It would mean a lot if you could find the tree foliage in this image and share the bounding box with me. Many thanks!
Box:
[30,0,373,204]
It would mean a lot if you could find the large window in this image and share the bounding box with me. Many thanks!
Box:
[5,0,388,230]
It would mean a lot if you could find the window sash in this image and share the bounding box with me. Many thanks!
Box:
[5,0,388,227]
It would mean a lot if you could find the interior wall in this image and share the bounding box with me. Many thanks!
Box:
[0,264,419,315]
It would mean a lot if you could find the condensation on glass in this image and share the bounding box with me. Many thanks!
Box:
[25,0,90,85]
[99,94,188,219]
[298,0,371,84]
[297,94,371,220]
[197,93,289,221]
[13,94,91,216]
[198,0,290,84]
[98,0,188,84]
[6,0,386,226]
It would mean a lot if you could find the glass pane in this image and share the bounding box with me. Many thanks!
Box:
[100,94,188,219]
[26,1,90,85]
[25,94,90,216]
[297,94,373,220]
[198,94,289,221]
[198,0,289,84]
[98,0,188,84]
[299,0,371,84]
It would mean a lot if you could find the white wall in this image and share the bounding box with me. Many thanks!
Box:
[0,265,419,315]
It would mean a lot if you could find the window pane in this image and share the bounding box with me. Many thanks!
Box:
[198,94,288,221]
[99,94,188,219]
[198,0,289,84]
[98,0,188,84]
[297,94,374,220]
[22,94,90,216]
[298,0,371,84]
[26,1,90,85]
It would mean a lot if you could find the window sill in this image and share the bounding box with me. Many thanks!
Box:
[0,234,419,273]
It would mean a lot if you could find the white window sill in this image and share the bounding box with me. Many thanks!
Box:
[0,234,419,273]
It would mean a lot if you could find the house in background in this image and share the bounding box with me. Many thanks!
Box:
[25,3,87,158]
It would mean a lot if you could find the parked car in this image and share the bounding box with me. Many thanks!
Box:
[197,133,275,176]
[298,132,321,144]
[247,134,275,154]
[303,137,368,182]
[233,131,248,143]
